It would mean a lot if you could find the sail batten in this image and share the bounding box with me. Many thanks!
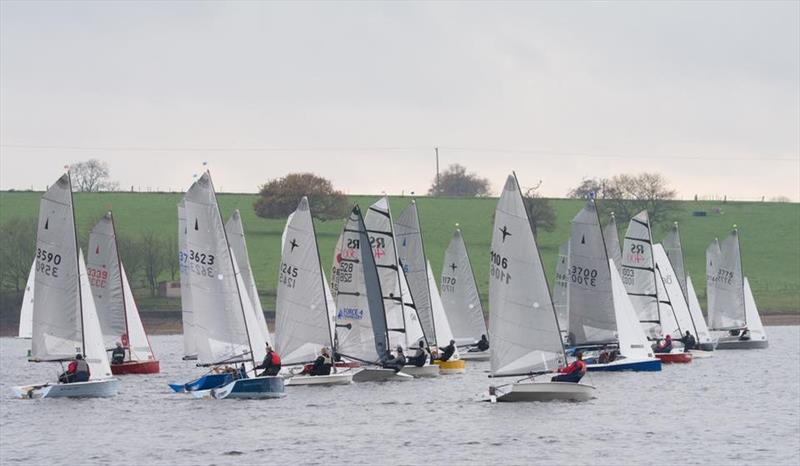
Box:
[621,210,660,338]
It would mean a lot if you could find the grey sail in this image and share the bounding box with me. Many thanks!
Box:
[662,222,688,300]
[87,213,127,350]
[604,213,622,274]
[567,201,616,345]
[178,200,197,358]
[707,230,746,330]
[440,228,487,346]
[552,241,570,332]
[394,200,436,346]
[489,174,564,376]
[706,239,722,329]
[620,210,660,338]
[275,197,335,366]
[333,205,390,362]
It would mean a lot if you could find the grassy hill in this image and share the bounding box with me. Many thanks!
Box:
[1,190,798,315]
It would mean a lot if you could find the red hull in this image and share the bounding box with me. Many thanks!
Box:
[655,353,693,364]
[335,361,361,369]
[111,360,160,374]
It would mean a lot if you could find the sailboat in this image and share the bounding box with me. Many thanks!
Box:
[650,245,693,363]
[568,202,661,372]
[87,212,159,374]
[13,173,120,398]
[487,174,595,402]
[275,197,355,386]
[440,227,489,361]
[662,223,716,351]
[365,198,439,378]
[707,228,768,349]
[332,205,412,382]
[17,261,34,339]
[168,171,284,399]
[395,200,464,374]
[178,199,198,360]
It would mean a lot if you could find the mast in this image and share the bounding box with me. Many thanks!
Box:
[590,198,615,346]
[109,212,131,355]
[412,200,437,346]
[734,226,747,327]
[672,222,699,336]
[67,171,86,356]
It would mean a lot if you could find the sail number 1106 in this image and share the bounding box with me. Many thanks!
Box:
[490,250,511,284]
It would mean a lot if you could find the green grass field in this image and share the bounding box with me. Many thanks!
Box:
[1,190,798,313]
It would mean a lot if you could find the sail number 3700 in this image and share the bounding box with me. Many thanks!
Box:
[490,250,511,284]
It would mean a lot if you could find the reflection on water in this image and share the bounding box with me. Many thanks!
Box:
[1,327,799,465]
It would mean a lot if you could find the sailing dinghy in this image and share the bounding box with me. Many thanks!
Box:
[487,174,595,402]
[276,197,356,386]
[332,205,412,383]
[88,212,159,374]
[568,202,661,372]
[440,228,489,361]
[707,229,768,349]
[17,261,35,339]
[168,172,284,399]
[13,173,120,398]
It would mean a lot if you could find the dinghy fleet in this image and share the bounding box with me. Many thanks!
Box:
[14,170,769,402]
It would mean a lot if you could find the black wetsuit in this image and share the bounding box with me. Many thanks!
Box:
[111,347,126,364]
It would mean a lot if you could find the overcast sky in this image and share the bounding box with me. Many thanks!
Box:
[1,1,798,200]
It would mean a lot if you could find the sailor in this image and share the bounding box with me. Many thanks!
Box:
[382,346,406,372]
[111,342,126,364]
[680,330,697,352]
[436,340,456,362]
[739,328,751,341]
[551,351,586,383]
[255,343,282,376]
[59,354,91,383]
[469,334,490,352]
[407,340,430,367]
[655,334,673,354]
[310,347,333,376]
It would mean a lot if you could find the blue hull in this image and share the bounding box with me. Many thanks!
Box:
[587,359,662,372]
[215,376,285,399]
[168,373,234,393]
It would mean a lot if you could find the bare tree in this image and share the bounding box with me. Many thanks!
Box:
[0,217,37,293]
[567,177,611,199]
[522,183,557,238]
[139,231,168,297]
[428,164,491,197]
[71,159,119,192]
[598,173,677,226]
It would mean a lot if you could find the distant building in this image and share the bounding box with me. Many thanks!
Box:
[158,281,181,298]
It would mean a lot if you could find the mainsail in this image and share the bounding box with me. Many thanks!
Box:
[489,174,564,377]
[440,228,486,346]
[333,205,390,362]
[706,238,722,328]
[275,197,335,366]
[178,200,198,358]
[620,211,660,338]
[552,241,570,332]
[707,230,746,330]
[654,244,698,340]
[662,222,688,300]
[17,261,35,339]
[609,259,655,361]
[567,201,616,345]
[427,260,456,350]
[685,276,713,346]
[604,213,622,274]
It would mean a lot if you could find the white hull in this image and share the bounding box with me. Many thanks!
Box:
[492,381,595,402]
[399,364,440,378]
[460,351,491,361]
[285,372,355,386]
[12,378,120,399]
[352,368,413,383]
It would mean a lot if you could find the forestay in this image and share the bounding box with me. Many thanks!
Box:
[604,213,622,274]
[567,201,616,345]
[489,174,564,377]
[553,241,570,332]
[178,200,198,358]
[662,223,688,300]
[17,262,34,339]
[226,210,271,346]
[275,197,335,366]
[707,230,746,330]
[440,229,486,346]
[621,211,660,338]
[333,206,390,362]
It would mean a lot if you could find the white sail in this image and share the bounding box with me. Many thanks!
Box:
[489,174,564,376]
[620,211,660,338]
[743,277,767,342]
[183,172,252,366]
[552,241,570,331]
[398,264,426,349]
[31,174,82,362]
[707,230,746,329]
[685,276,713,345]
[662,222,688,300]
[654,265,682,338]
[275,197,335,366]
[440,229,487,346]
[225,210,271,346]
[178,200,198,358]
[654,244,697,340]
[87,213,129,350]
[329,229,344,301]
[78,250,114,380]
[604,213,622,274]
[705,238,721,328]
[427,260,456,353]
[17,261,35,339]
[567,201,616,345]
[609,259,655,360]
[232,252,267,370]
[120,263,155,362]
[333,206,390,362]
[394,201,436,345]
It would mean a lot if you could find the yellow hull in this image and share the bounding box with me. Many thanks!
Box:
[433,359,466,374]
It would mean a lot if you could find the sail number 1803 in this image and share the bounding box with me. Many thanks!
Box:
[490,250,511,284]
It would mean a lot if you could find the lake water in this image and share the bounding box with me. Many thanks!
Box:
[1,327,799,466]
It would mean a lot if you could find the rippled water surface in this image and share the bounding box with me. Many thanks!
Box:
[1,327,799,466]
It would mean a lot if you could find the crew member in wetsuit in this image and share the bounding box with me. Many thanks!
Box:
[436,340,456,362]
[382,346,406,372]
[469,334,489,352]
[679,330,697,352]
[552,351,586,383]
[655,334,673,353]
[255,343,282,376]
[407,341,430,367]
[739,328,751,341]
[310,347,333,376]
[59,354,91,383]
[111,342,126,364]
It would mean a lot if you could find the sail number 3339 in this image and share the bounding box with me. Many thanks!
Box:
[490,250,511,284]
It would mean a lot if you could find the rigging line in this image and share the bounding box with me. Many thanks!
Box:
[438,146,799,162]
